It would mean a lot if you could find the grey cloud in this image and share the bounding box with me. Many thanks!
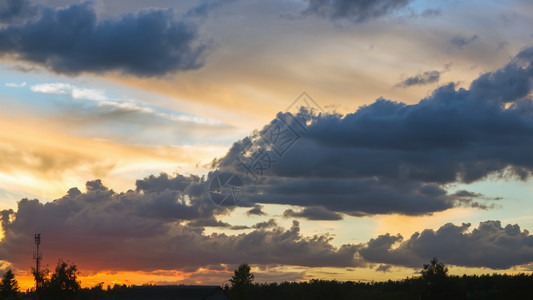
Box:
[420,9,441,18]
[449,34,478,49]
[251,219,278,229]
[247,205,267,216]
[375,264,392,272]
[283,206,343,220]
[1,181,530,272]
[396,70,440,87]
[0,2,207,77]
[302,0,412,23]
[0,0,36,24]
[0,177,360,272]
[360,221,533,269]
[214,47,533,217]
[452,190,501,210]
[188,217,232,228]
[188,217,251,230]
[136,173,201,194]
[185,0,232,18]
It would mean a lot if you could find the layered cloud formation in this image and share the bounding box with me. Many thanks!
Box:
[1,45,533,276]
[0,1,207,76]
[0,176,360,273]
[216,46,533,218]
[0,175,531,274]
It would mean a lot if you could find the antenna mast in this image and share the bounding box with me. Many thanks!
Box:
[33,233,42,286]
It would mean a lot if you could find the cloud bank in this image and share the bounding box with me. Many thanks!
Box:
[360,221,533,269]
[0,175,359,273]
[0,2,207,76]
[215,46,533,218]
[0,176,531,273]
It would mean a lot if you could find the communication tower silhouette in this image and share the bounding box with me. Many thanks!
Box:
[33,233,42,286]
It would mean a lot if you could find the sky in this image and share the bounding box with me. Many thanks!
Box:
[0,0,533,290]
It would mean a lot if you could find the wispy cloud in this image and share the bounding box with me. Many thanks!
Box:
[449,34,478,49]
[29,82,221,126]
[302,0,412,23]
[30,83,107,101]
[5,81,26,88]
[396,70,440,87]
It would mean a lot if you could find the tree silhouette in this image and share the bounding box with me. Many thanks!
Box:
[36,259,81,300]
[421,257,448,283]
[229,263,254,300]
[420,257,459,300]
[50,260,80,298]
[32,266,50,291]
[230,263,254,288]
[0,269,19,299]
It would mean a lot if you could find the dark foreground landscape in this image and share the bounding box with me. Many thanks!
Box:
[1,259,532,300]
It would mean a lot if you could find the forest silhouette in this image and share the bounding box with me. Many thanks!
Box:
[1,258,532,299]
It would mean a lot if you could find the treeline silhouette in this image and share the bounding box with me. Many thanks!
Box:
[1,258,532,299]
[226,260,533,300]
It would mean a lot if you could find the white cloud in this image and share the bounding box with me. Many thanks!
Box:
[30,82,107,101]
[30,82,72,94]
[71,87,107,101]
[5,82,27,88]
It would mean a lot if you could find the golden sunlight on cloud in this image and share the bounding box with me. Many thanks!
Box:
[0,116,228,206]
[373,207,475,238]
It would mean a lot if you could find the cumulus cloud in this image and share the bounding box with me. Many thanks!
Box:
[2,182,530,272]
[0,2,207,77]
[396,70,440,87]
[302,0,412,23]
[213,47,533,217]
[0,175,360,273]
[359,221,533,269]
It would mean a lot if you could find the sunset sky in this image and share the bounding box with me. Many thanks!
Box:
[1,0,533,290]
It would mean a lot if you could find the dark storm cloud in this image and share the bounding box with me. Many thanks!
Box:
[302,0,412,22]
[0,0,36,24]
[0,2,207,76]
[283,206,343,220]
[396,70,440,87]
[360,221,533,269]
[0,176,360,272]
[215,47,533,217]
[449,34,478,49]
[247,176,489,216]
